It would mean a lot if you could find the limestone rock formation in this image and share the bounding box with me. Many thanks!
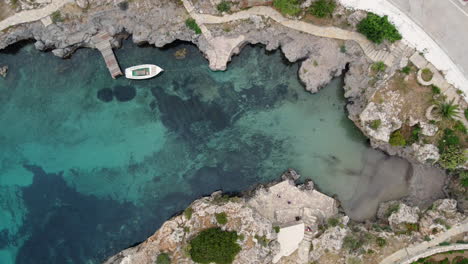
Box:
[412,143,440,163]
[0,66,8,78]
[388,203,420,231]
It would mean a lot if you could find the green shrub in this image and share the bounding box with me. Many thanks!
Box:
[189,228,241,264]
[273,0,302,16]
[465,108,468,120]
[372,61,386,72]
[51,11,64,23]
[184,207,193,220]
[439,146,466,170]
[389,130,406,146]
[255,234,269,247]
[438,99,460,120]
[439,241,451,246]
[370,119,381,130]
[217,1,231,12]
[438,128,460,151]
[273,226,281,233]
[454,120,467,134]
[385,203,400,217]
[186,18,202,34]
[327,217,340,227]
[376,237,387,247]
[357,13,402,44]
[309,0,336,18]
[408,125,421,144]
[343,235,364,252]
[215,212,228,225]
[340,45,346,53]
[459,171,468,187]
[401,66,411,74]
[184,226,191,233]
[431,85,441,94]
[156,253,171,264]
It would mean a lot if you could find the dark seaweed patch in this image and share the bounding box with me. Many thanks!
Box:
[97,88,114,102]
[113,85,136,102]
[15,165,156,264]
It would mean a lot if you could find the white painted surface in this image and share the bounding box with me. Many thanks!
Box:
[272,223,305,263]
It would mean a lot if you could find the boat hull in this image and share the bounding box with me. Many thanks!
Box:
[125,64,164,80]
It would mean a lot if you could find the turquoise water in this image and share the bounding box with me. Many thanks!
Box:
[0,41,374,263]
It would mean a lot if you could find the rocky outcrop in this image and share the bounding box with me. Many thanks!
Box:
[0,66,8,78]
[388,203,420,231]
[104,171,339,264]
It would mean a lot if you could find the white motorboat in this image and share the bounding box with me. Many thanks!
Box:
[125,64,163,80]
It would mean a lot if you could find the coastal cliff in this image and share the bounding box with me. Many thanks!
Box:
[103,170,466,264]
[1,0,467,263]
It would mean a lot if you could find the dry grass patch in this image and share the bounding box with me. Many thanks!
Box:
[372,70,433,121]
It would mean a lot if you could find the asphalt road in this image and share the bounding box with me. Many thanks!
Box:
[388,0,468,77]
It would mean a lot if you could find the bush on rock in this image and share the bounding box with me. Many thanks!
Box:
[357,13,402,44]
[189,228,241,264]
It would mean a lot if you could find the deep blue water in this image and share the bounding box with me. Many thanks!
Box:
[0,41,376,263]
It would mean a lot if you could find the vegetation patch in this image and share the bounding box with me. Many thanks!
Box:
[273,226,281,233]
[369,119,381,130]
[376,237,387,248]
[156,253,171,264]
[389,130,406,146]
[327,217,340,227]
[385,203,400,217]
[51,11,64,23]
[401,66,411,75]
[215,212,228,225]
[186,18,202,34]
[217,1,231,13]
[343,232,373,252]
[438,99,460,120]
[255,235,269,247]
[309,0,336,18]
[273,0,302,16]
[431,85,441,95]
[357,13,402,44]
[421,68,433,82]
[184,207,193,220]
[371,61,386,72]
[189,228,241,264]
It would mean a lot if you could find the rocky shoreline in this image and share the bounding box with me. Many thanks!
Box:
[1,0,467,263]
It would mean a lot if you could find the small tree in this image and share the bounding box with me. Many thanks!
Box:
[217,1,231,13]
[309,0,336,18]
[156,253,171,264]
[189,228,241,264]
[357,13,402,44]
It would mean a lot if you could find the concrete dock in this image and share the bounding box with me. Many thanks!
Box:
[92,32,122,79]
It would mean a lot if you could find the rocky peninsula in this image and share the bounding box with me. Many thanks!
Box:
[0,0,467,263]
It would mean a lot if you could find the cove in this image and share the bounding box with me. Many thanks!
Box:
[0,41,413,264]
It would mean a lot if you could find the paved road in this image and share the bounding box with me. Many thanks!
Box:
[380,218,468,264]
[388,0,468,78]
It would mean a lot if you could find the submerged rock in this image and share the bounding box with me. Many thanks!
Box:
[0,66,8,78]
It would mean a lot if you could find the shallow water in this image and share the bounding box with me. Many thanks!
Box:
[0,41,413,263]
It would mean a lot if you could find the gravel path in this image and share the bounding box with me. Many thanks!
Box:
[0,0,72,32]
